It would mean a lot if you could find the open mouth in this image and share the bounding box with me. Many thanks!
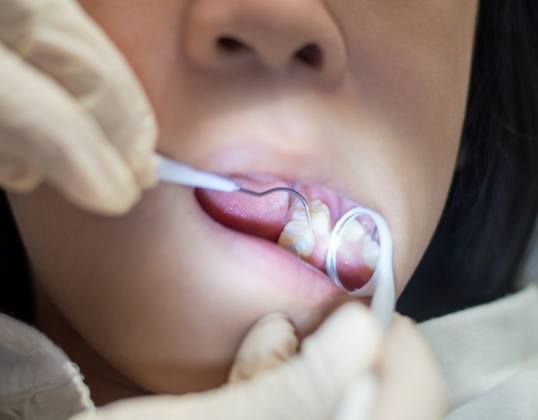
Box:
[195,174,380,292]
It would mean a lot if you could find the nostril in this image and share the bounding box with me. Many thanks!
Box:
[295,43,323,68]
[217,36,252,53]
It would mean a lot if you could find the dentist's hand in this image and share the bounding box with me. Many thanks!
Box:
[0,0,157,214]
[70,302,445,420]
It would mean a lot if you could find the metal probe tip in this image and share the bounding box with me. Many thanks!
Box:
[238,187,313,234]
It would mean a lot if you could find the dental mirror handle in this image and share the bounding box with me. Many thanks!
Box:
[156,154,240,192]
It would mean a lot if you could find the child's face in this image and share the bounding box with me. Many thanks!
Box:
[9,0,478,396]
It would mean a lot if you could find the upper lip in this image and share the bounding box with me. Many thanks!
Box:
[159,136,357,205]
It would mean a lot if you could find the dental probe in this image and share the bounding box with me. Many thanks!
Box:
[156,154,313,231]
[157,154,238,192]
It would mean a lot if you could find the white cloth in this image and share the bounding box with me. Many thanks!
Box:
[0,286,537,420]
[0,314,93,420]
[419,286,538,420]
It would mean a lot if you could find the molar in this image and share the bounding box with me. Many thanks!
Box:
[338,218,380,270]
[360,236,380,269]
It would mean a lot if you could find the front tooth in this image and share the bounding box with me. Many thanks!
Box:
[278,199,331,258]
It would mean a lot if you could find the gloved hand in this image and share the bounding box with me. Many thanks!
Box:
[70,302,445,420]
[0,0,157,214]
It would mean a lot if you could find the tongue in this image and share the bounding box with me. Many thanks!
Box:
[195,176,293,241]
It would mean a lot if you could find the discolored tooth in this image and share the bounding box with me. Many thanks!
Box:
[278,199,331,258]
[309,199,331,233]
[291,199,331,232]
[278,220,315,257]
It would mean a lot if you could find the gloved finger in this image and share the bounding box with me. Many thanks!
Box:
[0,0,34,48]
[0,158,42,192]
[70,302,382,420]
[224,302,382,420]
[373,315,446,420]
[0,44,140,215]
[0,0,158,189]
[228,312,299,384]
[333,374,378,420]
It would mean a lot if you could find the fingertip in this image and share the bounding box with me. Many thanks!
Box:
[85,164,142,216]
[303,301,382,376]
[126,113,159,189]
[71,184,141,216]
[0,163,42,193]
[255,311,293,327]
[324,301,382,343]
[139,111,159,146]
[138,154,158,190]
[78,144,144,216]
[246,311,297,352]
[93,180,142,216]
[47,155,143,217]
[245,302,382,420]
[228,311,298,383]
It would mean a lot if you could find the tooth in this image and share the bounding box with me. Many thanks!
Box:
[310,200,331,232]
[278,199,331,258]
[338,217,379,269]
[360,236,380,269]
[278,220,315,257]
[340,218,367,242]
[295,199,331,233]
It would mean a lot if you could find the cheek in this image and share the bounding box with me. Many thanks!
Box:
[328,1,477,293]
[8,188,233,392]
[7,186,340,393]
[339,119,460,297]
[350,94,462,296]
[78,0,185,111]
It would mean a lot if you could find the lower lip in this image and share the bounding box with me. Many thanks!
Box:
[189,190,346,304]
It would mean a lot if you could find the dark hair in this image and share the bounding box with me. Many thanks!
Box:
[1,1,537,323]
[398,1,538,321]
[0,191,34,323]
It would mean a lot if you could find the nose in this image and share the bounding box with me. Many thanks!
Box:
[182,0,347,85]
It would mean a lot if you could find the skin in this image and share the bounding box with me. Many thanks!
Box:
[8,0,478,406]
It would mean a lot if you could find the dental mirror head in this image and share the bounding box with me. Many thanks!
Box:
[326,206,395,327]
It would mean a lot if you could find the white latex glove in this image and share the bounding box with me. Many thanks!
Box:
[0,0,158,214]
[369,314,446,420]
[70,302,445,420]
